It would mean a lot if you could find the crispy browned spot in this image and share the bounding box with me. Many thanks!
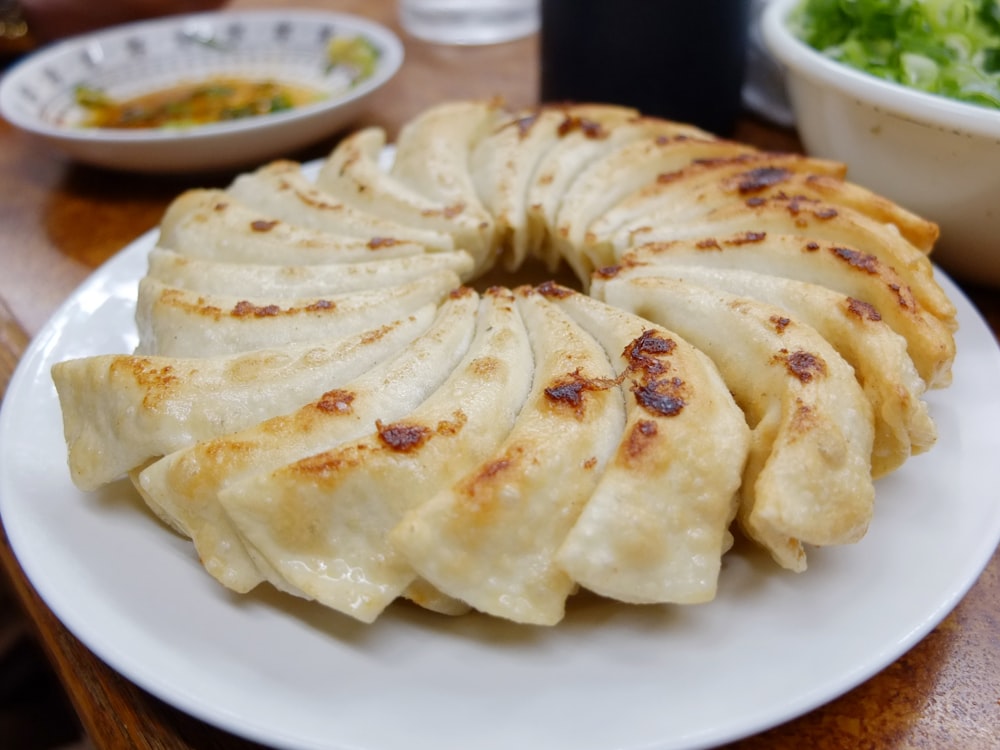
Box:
[623,419,659,463]
[781,350,827,383]
[449,286,475,300]
[631,378,685,417]
[737,166,791,193]
[435,410,468,436]
[294,444,370,476]
[846,297,882,322]
[830,246,880,274]
[376,420,431,452]
[544,369,617,415]
[305,300,334,312]
[470,356,501,377]
[789,399,818,435]
[696,238,722,250]
[250,219,279,232]
[557,116,607,139]
[623,329,676,376]
[367,236,401,249]
[535,280,573,298]
[770,315,791,334]
[232,301,281,317]
[360,320,402,345]
[115,359,180,409]
[315,389,355,414]
[725,231,767,245]
[593,265,622,279]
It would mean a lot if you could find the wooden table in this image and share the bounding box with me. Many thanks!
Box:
[2,1,999,748]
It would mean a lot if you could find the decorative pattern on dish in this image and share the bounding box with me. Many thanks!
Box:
[50,99,957,626]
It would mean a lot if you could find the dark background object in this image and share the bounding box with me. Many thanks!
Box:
[540,0,750,135]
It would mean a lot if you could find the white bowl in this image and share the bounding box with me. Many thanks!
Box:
[0,9,403,174]
[762,0,1000,286]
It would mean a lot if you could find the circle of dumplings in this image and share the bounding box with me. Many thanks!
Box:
[52,100,957,625]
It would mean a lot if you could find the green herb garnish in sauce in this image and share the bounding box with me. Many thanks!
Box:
[326,35,380,84]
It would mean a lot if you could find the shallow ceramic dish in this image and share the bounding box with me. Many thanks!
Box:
[0,10,403,173]
[762,0,1000,286]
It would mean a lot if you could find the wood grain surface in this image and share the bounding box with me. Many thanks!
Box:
[1,1,998,748]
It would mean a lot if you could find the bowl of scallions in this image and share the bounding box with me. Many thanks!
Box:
[762,0,1000,286]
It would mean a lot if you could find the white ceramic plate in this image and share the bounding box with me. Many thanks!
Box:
[0,10,403,173]
[1,232,999,750]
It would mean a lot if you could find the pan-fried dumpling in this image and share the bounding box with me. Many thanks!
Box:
[146,247,475,297]
[392,286,626,625]
[227,160,454,251]
[135,290,481,593]
[159,189,429,265]
[584,153,846,258]
[626,263,936,476]
[527,116,716,270]
[220,287,533,622]
[134,269,460,357]
[390,98,507,203]
[51,307,436,491]
[390,99,507,267]
[619,196,955,325]
[621,236,956,388]
[316,127,495,271]
[469,103,638,269]
[553,137,759,280]
[539,284,751,604]
[596,273,875,572]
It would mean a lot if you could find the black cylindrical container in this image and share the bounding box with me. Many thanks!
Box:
[540,0,749,135]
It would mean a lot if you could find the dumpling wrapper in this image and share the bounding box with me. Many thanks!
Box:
[316,127,495,272]
[134,269,460,357]
[391,286,627,625]
[540,284,750,605]
[221,287,533,623]
[146,247,475,297]
[135,290,480,593]
[596,274,875,572]
[227,160,454,252]
[159,189,428,265]
[51,306,436,491]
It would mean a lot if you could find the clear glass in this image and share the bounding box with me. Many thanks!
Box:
[399,0,539,45]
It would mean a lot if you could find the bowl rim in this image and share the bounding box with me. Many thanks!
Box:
[762,0,1000,141]
[0,8,404,146]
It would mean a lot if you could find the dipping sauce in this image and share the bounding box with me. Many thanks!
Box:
[75,77,326,129]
